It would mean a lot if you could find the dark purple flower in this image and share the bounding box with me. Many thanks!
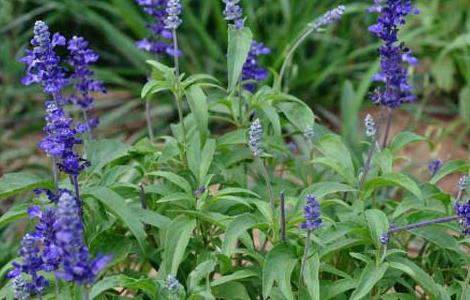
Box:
[455,201,470,235]
[428,159,443,177]
[300,194,322,231]
[67,36,106,132]
[28,206,60,272]
[380,232,390,245]
[20,21,68,98]
[39,101,87,176]
[368,0,419,108]
[223,0,245,29]
[242,41,270,92]
[54,190,111,284]
[7,234,50,298]
[136,0,181,57]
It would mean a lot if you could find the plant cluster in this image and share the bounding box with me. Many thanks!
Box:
[0,1,469,300]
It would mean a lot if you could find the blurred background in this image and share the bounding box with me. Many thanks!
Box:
[0,0,469,176]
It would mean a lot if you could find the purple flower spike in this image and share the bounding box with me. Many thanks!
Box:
[428,159,443,177]
[242,41,270,92]
[301,194,322,231]
[54,190,111,284]
[136,0,181,57]
[7,234,50,298]
[248,118,263,156]
[368,0,419,108]
[223,0,245,29]
[20,20,68,98]
[455,201,470,235]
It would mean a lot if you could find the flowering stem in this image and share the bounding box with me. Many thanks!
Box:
[171,29,187,161]
[382,108,393,148]
[145,98,154,141]
[256,157,275,218]
[51,157,59,185]
[359,110,385,189]
[81,286,90,300]
[280,191,287,242]
[278,28,313,89]
[82,110,93,140]
[387,216,461,235]
[298,230,312,292]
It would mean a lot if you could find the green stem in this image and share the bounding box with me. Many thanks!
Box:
[298,230,312,293]
[145,98,154,141]
[461,267,470,300]
[382,108,393,149]
[81,286,90,300]
[171,29,187,161]
[279,28,314,89]
[256,157,275,218]
[280,191,287,242]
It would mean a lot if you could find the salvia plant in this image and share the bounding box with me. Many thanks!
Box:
[1,1,470,300]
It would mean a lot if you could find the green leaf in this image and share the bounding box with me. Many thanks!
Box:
[227,26,253,92]
[321,278,357,300]
[350,262,389,300]
[413,227,463,254]
[314,134,355,184]
[304,253,320,300]
[212,282,251,300]
[163,215,196,276]
[141,79,173,98]
[217,129,247,147]
[364,209,389,249]
[262,244,297,300]
[0,172,54,200]
[222,214,257,256]
[0,202,29,228]
[85,139,129,174]
[188,260,217,292]
[186,85,209,143]
[148,171,193,194]
[85,187,147,255]
[389,131,428,152]
[365,173,422,200]
[302,182,356,199]
[430,160,470,184]
[211,269,258,287]
[132,207,171,229]
[90,275,158,299]
[260,105,282,137]
[277,101,315,133]
[459,87,470,124]
[389,256,445,298]
[199,139,216,184]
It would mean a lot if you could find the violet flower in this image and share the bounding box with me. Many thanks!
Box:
[136,0,181,57]
[428,159,443,177]
[368,0,419,108]
[222,0,244,29]
[455,201,470,235]
[242,42,271,92]
[54,190,111,284]
[300,194,322,231]
[20,21,68,99]
[67,36,106,133]
[7,234,49,298]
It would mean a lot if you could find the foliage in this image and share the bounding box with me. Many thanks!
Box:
[1,0,470,300]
